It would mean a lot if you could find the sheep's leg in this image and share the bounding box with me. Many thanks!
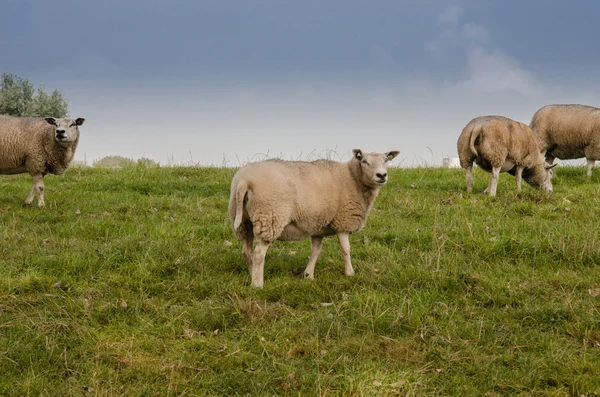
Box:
[337,233,354,276]
[243,234,254,273]
[36,176,45,207]
[303,236,323,280]
[515,166,524,192]
[483,166,501,196]
[24,184,36,206]
[587,159,596,178]
[250,239,270,288]
[25,174,44,207]
[465,165,473,193]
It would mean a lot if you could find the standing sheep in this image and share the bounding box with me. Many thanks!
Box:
[0,115,85,206]
[228,149,399,288]
[457,115,555,196]
[530,104,600,177]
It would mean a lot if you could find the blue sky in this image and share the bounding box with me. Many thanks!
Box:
[2,0,600,165]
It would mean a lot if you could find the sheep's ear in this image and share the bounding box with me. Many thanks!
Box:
[353,149,363,160]
[385,151,399,161]
[45,117,57,126]
[546,163,558,170]
[75,118,85,126]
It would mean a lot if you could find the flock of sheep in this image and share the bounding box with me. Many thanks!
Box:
[458,104,600,196]
[231,103,600,287]
[0,103,599,288]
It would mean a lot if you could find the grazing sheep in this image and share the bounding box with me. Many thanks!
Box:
[530,104,600,177]
[0,115,85,206]
[457,115,555,196]
[228,149,399,288]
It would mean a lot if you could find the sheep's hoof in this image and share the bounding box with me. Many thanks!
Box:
[290,267,305,277]
[303,272,314,280]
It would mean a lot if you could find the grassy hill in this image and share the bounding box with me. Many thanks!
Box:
[1,164,599,396]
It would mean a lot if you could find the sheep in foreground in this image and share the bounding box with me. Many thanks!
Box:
[457,115,555,196]
[530,104,600,177]
[0,115,85,206]
[228,149,399,288]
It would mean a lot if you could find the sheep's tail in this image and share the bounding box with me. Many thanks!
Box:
[469,126,481,157]
[233,181,249,230]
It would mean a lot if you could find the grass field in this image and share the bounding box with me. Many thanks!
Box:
[1,164,599,396]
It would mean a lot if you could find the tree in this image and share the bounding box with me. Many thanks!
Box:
[92,156,161,168]
[0,73,69,117]
[92,156,135,168]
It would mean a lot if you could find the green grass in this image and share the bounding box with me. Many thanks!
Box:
[1,164,600,396]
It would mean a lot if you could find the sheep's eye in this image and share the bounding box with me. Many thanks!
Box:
[362,160,368,165]
[69,123,76,127]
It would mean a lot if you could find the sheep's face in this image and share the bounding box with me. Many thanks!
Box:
[540,163,556,192]
[45,117,85,145]
[353,149,400,187]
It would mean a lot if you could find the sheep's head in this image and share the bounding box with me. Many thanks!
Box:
[45,117,85,145]
[353,149,400,187]
[523,162,557,192]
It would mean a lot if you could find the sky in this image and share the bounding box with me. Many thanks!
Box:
[2,0,600,166]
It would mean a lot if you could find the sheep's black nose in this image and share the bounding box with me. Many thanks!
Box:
[376,173,387,179]
[56,129,65,135]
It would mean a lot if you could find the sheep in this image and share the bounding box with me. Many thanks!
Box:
[0,115,85,206]
[530,104,600,177]
[457,115,555,196]
[228,149,399,288]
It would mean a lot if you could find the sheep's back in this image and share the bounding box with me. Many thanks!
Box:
[461,116,541,169]
[531,104,600,158]
[238,159,348,227]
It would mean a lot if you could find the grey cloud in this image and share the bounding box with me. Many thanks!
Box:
[3,1,600,166]
[461,23,489,43]
[437,5,464,26]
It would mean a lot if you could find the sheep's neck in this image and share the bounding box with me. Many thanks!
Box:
[349,159,381,211]
[44,136,79,173]
[362,186,380,213]
[56,141,77,163]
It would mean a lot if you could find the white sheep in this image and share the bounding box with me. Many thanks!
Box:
[457,115,555,196]
[228,149,399,288]
[0,115,85,206]
[530,104,600,177]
